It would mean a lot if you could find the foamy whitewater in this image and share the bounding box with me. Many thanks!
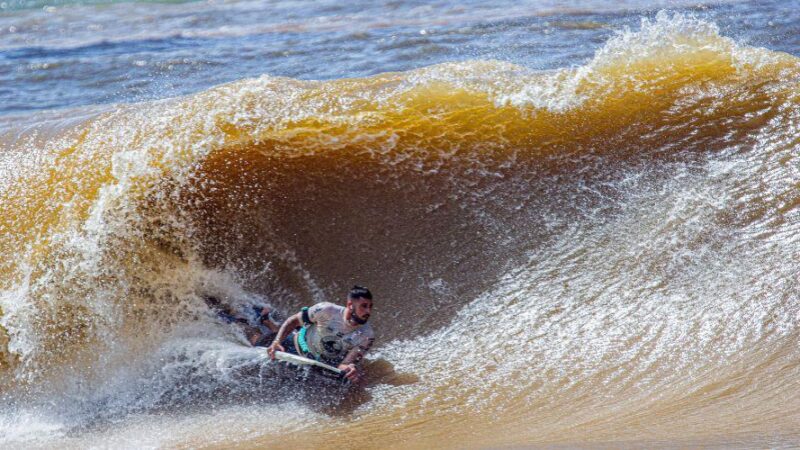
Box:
[1,2,799,448]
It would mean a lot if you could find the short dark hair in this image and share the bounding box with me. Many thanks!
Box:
[348,285,373,301]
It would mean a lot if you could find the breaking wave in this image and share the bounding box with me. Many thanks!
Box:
[1,12,799,448]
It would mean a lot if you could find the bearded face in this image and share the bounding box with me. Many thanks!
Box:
[348,298,372,325]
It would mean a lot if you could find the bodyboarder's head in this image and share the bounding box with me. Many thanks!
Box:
[346,285,373,325]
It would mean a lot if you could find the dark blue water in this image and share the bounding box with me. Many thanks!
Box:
[1,0,798,122]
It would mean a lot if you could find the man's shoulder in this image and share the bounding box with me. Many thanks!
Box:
[308,302,343,318]
[354,323,375,350]
[358,323,375,337]
[311,301,342,311]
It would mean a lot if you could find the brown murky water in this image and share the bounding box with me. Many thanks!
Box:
[1,9,799,449]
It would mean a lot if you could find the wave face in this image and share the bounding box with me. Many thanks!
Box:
[1,13,800,448]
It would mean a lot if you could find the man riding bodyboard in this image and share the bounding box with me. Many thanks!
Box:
[267,286,375,383]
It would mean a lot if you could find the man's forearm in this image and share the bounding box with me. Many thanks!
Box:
[272,313,301,345]
[340,348,365,366]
